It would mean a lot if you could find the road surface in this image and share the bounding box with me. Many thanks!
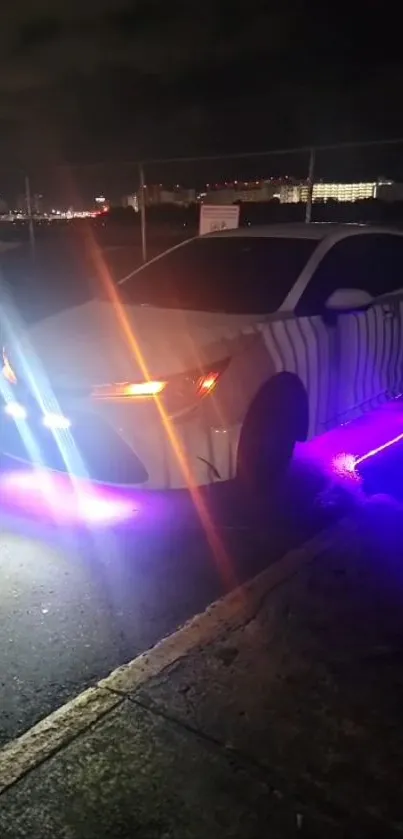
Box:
[0,450,335,746]
[1,402,403,748]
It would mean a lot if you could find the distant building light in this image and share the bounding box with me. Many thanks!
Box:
[279,181,380,204]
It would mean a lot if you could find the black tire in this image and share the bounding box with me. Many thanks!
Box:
[236,373,306,498]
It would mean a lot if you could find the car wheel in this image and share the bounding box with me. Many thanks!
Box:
[236,374,306,498]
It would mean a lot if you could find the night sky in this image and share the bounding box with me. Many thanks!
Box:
[1,2,403,191]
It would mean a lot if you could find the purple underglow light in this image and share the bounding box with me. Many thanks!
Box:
[355,430,403,466]
[331,452,359,480]
[0,469,137,526]
[299,399,403,481]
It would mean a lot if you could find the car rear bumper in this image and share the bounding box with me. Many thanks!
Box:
[2,408,149,485]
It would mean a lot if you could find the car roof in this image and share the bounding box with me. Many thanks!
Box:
[205,222,403,241]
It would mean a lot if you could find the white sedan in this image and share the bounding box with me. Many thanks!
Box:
[2,222,403,494]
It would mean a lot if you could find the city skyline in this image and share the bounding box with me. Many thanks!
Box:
[2,133,403,212]
[2,175,403,219]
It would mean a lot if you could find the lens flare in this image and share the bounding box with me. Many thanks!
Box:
[79,220,237,590]
[4,401,27,420]
[42,412,71,430]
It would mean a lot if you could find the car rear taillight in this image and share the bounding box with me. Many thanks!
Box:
[197,373,220,394]
[91,358,229,415]
[92,380,166,399]
[160,360,229,415]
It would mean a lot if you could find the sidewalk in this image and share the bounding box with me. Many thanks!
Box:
[1,500,403,838]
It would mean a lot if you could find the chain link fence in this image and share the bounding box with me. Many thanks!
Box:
[2,137,403,274]
[2,138,403,323]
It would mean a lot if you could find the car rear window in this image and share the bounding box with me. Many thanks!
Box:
[118,236,318,314]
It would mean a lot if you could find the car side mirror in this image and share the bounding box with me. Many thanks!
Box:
[324,288,374,313]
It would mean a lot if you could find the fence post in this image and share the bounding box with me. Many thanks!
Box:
[138,162,147,263]
[25,174,36,262]
[305,148,316,224]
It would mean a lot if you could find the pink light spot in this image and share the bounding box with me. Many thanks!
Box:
[0,469,136,526]
[331,452,358,479]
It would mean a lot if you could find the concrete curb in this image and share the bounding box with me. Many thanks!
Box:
[99,517,352,694]
[0,516,352,796]
[0,688,121,795]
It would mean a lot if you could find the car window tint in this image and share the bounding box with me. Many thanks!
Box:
[117,236,318,314]
[296,233,403,316]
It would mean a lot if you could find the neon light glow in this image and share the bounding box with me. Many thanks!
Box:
[328,435,403,480]
[4,401,27,420]
[92,380,166,399]
[355,430,403,466]
[295,398,403,490]
[331,452,358,478]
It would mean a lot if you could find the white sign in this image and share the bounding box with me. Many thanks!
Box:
[199,204,240,236]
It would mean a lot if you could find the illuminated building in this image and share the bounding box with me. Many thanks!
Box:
[157,187,196,206]
[124,185,196,209]
[280,181,381,203]
[202,181,277,204]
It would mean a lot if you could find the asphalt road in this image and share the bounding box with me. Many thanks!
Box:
[1,410,403,749]
[0,448,344,748]
[1,425,402,749]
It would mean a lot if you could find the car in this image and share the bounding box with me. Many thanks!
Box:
[2,222,403,495]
